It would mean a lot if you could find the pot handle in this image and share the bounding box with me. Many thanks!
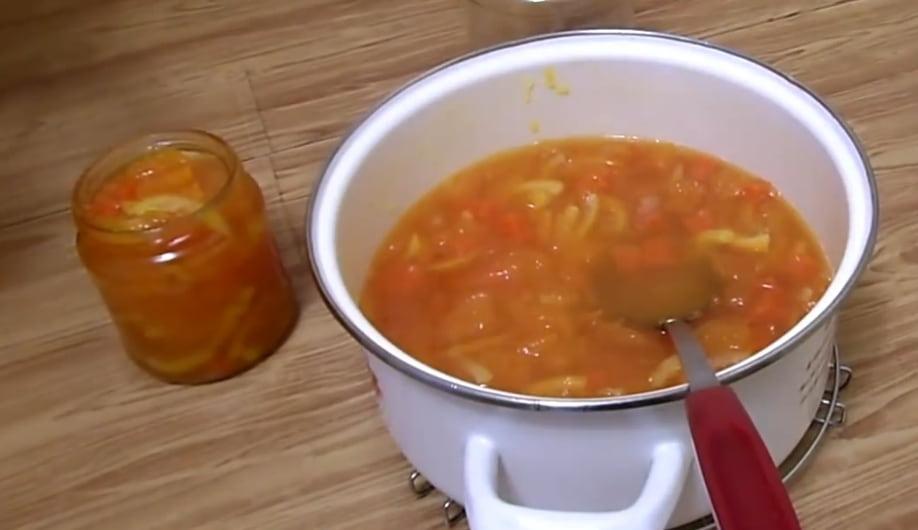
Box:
[463,435,691,530]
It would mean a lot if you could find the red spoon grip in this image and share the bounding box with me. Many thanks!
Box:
[685,386,803,530]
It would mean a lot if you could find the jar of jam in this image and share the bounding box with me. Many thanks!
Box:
[72,130,299,384]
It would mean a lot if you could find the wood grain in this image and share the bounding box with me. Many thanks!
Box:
[1,0,917,528]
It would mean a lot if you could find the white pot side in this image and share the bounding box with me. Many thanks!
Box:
[308,31,877,530]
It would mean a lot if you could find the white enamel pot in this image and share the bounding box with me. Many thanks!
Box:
[307,31,878,530]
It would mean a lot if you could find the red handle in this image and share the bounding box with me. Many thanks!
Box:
[685,386,802,530]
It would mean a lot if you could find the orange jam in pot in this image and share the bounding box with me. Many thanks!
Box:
[72,131,299,384]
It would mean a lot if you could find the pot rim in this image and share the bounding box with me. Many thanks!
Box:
[305,29,879,411]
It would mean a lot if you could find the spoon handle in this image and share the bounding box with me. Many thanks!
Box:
[685,386,802,530]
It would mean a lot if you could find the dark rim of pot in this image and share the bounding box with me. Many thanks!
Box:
[305,29,879,412]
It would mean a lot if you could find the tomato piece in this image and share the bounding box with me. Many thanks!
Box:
[687,156,719,181]
[635,210,665,233]
[112,177,141,202]
[84,149,210,227]
[469,197,498,221]
[494,210,533,243]
[571,168,614,196]
[85,178,140,220]
[682,208,715,234]
[93,177,138,207]
[612,244,642,272]
[641,236,678,268]
[739,180,774,202]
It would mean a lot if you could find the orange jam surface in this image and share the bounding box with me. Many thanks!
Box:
[360,137,830,397]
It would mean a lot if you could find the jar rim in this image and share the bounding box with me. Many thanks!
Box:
[71,129,240,235]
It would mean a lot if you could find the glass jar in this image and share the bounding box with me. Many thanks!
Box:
[72,130,299,384]
[466,0,636,48]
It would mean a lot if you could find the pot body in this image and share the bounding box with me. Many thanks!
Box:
[308,31,876,530]
[369,317,834,528]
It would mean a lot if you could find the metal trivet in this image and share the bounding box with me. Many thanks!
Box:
[408,346,852,528]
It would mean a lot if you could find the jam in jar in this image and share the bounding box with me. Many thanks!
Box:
[72,131,299,384]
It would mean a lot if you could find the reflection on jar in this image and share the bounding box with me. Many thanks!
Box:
[465,0,636,48]
[72,130,299,384]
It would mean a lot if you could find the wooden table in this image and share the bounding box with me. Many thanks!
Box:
[1,1,916,528]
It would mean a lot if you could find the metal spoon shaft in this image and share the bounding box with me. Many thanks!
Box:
[663,319,719,390]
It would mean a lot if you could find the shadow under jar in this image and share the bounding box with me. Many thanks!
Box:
[72,130,299,384]
[466,0,635,48]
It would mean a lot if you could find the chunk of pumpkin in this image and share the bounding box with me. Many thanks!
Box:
[696,229,770,253]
